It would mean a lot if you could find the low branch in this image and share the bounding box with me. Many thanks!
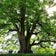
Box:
[9,29,17,31]
[32,31,41,35]
[26,21,41,42]
[37,21,53,36]
[41,39,56,43]
[31,39,56,46]
[13,23,19,31]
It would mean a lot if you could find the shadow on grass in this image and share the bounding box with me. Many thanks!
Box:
[0,53,55,56]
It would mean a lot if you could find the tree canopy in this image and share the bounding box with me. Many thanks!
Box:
[0,0,56,53]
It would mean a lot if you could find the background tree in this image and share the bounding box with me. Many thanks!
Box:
[0,0,56,53]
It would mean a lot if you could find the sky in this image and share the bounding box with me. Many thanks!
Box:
[46,0,56,16]
[46,6,56,16]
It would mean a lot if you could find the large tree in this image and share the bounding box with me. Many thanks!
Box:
[0,0,56,53]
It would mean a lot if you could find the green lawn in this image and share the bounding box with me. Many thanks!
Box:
[0,54,55,56]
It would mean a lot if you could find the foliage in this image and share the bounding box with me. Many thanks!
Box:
[0,0,56,53]
[32,47,55,54]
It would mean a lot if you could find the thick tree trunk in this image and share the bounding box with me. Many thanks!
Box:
[18,32,32,53]
[18,44,32,53]
[25,44,32,53]
[17,32,26,53]
[17,1,33,53]
[18,43,32,53]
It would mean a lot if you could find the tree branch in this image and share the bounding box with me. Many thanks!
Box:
[30,39,56,46]
[32,31,42,35]
[25,9,42,43]
[9,29,17,31]
[13,23,19,30]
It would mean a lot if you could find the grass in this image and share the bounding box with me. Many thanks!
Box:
[0,53,56,56]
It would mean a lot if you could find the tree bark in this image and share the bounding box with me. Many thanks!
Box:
[16,0,33,53]
[18,31,33,53]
